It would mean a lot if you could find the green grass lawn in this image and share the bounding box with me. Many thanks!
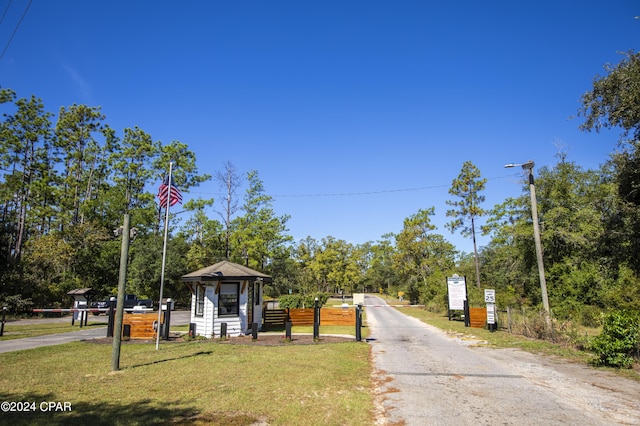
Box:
[398,307,594,357]
[0,322,106,340]
[0,317,372,425]
[0,339,373,425]
[289,325,365,337]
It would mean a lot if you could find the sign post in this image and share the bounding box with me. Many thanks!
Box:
[484,289,496,332]
[446,275,467,321]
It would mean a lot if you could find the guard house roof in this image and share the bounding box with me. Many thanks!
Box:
[181,260,272,283]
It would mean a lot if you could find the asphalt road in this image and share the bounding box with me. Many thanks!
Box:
[0,326,107,353]
[365,295,640,425]
[0,310,191,354]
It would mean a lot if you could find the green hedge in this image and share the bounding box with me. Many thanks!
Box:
[590,310,640,368]
[278,293,329,309]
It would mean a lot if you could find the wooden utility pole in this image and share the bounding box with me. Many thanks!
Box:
[111,213,130,371]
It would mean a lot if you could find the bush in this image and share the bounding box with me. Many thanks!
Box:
[278,293,329,309]
[0,294,33,314]
[589,310,640,368]
[552,302,602,328]
[579,305,602,328]
[278,294,302,309]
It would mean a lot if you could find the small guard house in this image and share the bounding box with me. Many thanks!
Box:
[67,288,94,321]
[181,261,272,337]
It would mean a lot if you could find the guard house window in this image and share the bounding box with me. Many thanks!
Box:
[219,283,239,316]
[195,285,205,317]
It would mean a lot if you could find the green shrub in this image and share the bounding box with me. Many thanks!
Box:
[589,310,640,368]
[579,305,602,328]
[277,294,300,308]
[308,292,329,307]
[278,293,329,308]
[0,294,33,313]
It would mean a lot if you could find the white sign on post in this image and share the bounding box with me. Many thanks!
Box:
[447,276,467,311]
[484,289,495,304]
[485,289,496,326]
[486,303,496,325]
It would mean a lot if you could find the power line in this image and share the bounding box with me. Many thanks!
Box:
[0,0,32,62]
[189,174,519,199]
[0,1,14,28]
[273,183,452,198]
[271,173,518,198]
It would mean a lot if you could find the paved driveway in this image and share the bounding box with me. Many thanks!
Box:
[0,326,107,353]
[366,295,640,425]
[0,311,191,353]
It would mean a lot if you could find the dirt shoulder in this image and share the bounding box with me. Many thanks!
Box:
[471,345,640,424]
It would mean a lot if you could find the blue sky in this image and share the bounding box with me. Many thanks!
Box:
[1,1,638,252]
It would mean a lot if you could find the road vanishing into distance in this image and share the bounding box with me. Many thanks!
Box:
[365,295,640,425]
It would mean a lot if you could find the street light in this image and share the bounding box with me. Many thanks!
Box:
[504,161,551,321]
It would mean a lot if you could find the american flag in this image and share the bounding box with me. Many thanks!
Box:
[158,176,182,208]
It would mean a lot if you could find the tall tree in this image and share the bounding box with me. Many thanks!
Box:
[394,208,456,303]
[266,246,299,298]
[54,104,108,229]
[534,162,611,314]
[0,94,54,260]
[154,141,211,190]
[128,233,190,303]
[578,50,640,276]
[315,236,360,295]
[179,198,225,270]
[445,161,487,288]
[294,236,321,295]
[481,195,535,305]
[578,51,640,142]
[98,126,162,235]
[109,126,159,210]
[153,140,211,228]
[232,170,291,271]
[365,234,397,295]
[214,161,242,259]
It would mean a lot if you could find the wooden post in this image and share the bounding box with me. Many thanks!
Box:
[0,307,6,336]
[463,299,470,327]
[221,322,227,339]
[111,213,130,371]
[107,298,115,337]
[355,304,362,342]
[313,298,320,340]
[251,322,258,340]
[285,321,292,340]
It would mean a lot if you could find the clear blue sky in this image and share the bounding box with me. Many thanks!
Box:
[1,1,638,252]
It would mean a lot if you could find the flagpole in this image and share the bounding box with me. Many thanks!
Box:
[156,161,173,350]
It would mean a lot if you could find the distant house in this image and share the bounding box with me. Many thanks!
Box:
[181,261,272,337]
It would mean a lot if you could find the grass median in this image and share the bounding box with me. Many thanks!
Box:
[0,322,106,340]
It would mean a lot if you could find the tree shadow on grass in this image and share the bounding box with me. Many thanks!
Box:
[126,350,213,369]
[0,390,261,425]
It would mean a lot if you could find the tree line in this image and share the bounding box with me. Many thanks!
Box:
[1,52,639,328]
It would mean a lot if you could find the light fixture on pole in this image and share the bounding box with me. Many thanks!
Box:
[504,160,550,320]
